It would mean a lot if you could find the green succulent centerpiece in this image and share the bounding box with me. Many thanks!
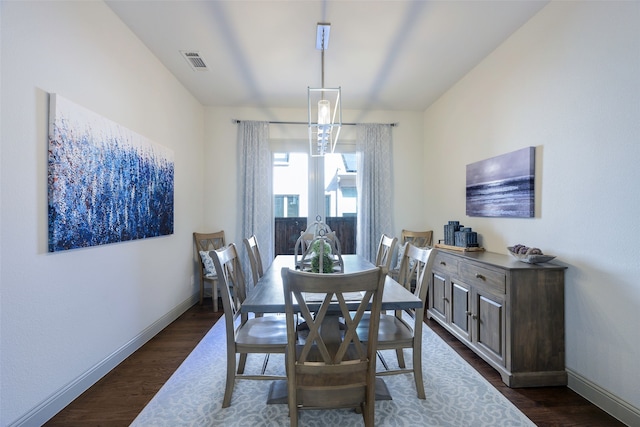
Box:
[310,239,334,273]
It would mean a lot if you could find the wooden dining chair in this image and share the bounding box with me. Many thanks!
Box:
[281,266,387,427]
[400,229,433,248]
[390,229,433,281]
[210,243,288,408]
[243,234,265,288]
[193,231,226,311]
[375,234,398,270]
[358,244,438,399]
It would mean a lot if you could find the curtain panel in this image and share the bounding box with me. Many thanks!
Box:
[237,121,273,291]
[356,124,393,263]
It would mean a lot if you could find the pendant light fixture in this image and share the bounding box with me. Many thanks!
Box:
[308,23,342,157]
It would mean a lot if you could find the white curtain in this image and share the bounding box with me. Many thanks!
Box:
[356,124,393,263]
[237,121,273,291]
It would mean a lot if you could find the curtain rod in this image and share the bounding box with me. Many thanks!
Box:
[232,119,398,127]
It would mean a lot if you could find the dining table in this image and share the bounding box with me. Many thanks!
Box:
[241,254,422,404]
[242,254,422,313]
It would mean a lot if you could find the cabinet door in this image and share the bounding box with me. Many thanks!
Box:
[450,280,471,341]
[429,272,447,323]
[473,289,505,366]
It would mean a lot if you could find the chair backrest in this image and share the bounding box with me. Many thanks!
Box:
[375,234,398,270]
[210,244,248,340]
[400,229,433,248]
[281,266,386,412]
[397,244,438,316]
[243,235,264,286]
[194,231,226,252]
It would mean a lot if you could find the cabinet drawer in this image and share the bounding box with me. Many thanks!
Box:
[434,252,459,276]
[459,262,506,294]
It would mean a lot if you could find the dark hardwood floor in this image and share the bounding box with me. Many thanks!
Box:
[46,299,625,426]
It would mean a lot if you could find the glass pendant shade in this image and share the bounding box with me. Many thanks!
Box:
[308,87,342,157]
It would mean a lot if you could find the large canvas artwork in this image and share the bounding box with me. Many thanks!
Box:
[48,94,174,252]
[466,147,535,218]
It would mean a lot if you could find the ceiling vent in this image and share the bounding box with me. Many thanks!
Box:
[180,50,209,71]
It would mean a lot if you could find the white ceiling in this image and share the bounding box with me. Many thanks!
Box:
[106,1,549,111]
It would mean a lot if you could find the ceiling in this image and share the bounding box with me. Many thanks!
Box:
[106,1,548,112]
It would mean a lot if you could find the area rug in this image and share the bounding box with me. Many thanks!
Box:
[131,316,535,426]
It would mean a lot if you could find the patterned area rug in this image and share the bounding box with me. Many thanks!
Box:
[131,316,535,426]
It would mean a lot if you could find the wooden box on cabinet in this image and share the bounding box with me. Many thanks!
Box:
[427,250,567,387]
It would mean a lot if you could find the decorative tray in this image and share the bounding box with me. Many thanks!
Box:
[507,247,556,264]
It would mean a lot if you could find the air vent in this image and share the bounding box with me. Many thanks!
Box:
[180,50,209,71]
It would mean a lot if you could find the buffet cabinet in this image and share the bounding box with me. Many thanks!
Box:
[427,249,567,387]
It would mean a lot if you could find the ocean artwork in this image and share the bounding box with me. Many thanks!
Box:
[466,147,535,218]
[48,94,174,252]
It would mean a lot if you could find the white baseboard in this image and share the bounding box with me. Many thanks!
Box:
[567,368,640,426]
[9,294,200,427]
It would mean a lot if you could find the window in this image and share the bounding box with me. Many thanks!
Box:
[274,195,299,217]
[273,149,357,254]
[273,153,289,166]
[324,153,357,218]
[273,153,308,218]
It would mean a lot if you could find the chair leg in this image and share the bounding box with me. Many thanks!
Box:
[413,345,426,399]
[396,348,406,368]
[238,353,248,374]
[222,351,236,408]
[376,350,390,370]
[213,280,218,312]
[199,279,204,305]
[289,403,298,427]
[363,401,374,427]
[260,353,270,375]
[287,371,297,427]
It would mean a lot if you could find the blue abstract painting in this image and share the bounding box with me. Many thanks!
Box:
[466,147,535,218]
[48,94,174,252]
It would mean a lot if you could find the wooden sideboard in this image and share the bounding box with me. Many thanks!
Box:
[427,249,567,387]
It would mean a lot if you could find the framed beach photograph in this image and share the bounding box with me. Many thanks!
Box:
[466,147,535,218]
[48,94,174,252]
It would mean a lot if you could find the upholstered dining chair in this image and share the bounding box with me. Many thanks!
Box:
[281,266,387,427]
[243,234,265,288]
[210,243,288,408]
[375,234,398,270]
[358,244,438,399]
[193,231,226,311]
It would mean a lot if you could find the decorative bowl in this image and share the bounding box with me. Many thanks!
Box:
[507,247,556,264]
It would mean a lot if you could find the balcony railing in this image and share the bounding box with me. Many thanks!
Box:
[274,216,357,255]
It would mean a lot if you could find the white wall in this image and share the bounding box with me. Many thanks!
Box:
[424,1,640,424]
[203,106,426,246]
[0,2,205,426]
[3,1,637,425]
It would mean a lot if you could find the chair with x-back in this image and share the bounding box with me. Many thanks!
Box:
[243,234,265,288]
[400,229,433,248]
[211,243,288,408]
[282,266,387,427]
[375,234,398,270]
[358,244,437,399]
[193,231,226,311]
[390,229,433,281]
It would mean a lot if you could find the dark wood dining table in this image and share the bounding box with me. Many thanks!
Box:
[241,254,422,404]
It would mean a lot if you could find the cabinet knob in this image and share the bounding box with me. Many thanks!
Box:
[475,273,485,280]
[472,314,478,320]
[440,261,446,266]
[442,297,449,302]
[465,311,472,316]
